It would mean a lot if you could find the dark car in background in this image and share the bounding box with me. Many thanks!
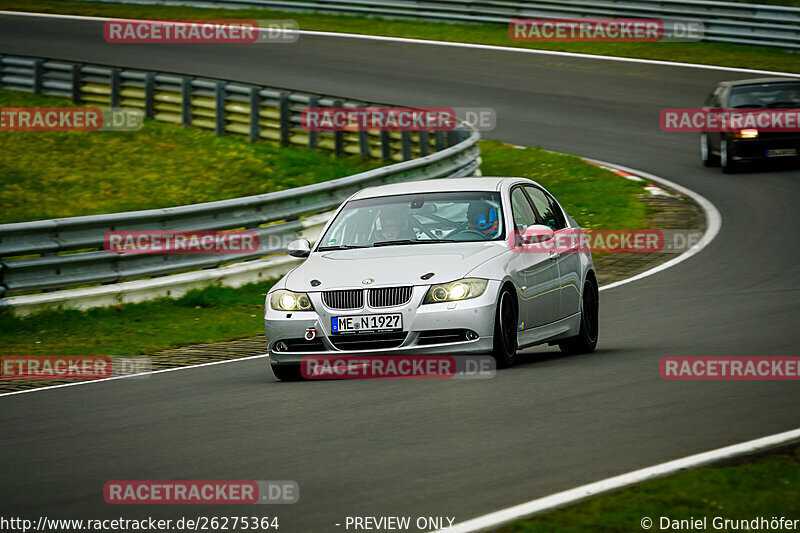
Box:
[700,78,800,173]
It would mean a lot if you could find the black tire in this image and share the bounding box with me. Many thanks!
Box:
[559,277,599,355]
[270,363,303,382]
[492,287,519,368]
[720,138,738,174]
[701,133,719,167]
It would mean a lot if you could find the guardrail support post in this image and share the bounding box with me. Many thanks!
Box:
[144,72,155,119]
[333,100,344,156]
[401,131,412,161]
[70,64,82,104]
[279,93,290,146]
[358,129,370,158]
[447,130,459,147]
[215,82,226,136]
[249,87,260,143]
[32,59,44,95]
[418,131,430,157]
[435,131,446,151]
[307,96,319,149]
[380,131,391,162]
[181,78,191,127]
[110,68,121,108]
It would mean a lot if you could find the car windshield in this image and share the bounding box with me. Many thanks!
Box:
[728,82,800,108]
[317,191,504,249]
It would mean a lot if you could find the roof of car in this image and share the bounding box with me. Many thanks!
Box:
[351,177,527,200]
[719,78,799,87]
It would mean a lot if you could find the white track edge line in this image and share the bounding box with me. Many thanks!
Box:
[1,10,799,78]
[0,354,269,397]
[435,427,800,533]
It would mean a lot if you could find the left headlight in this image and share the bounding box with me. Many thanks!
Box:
[423,278,488,304]
[270,289,314,311]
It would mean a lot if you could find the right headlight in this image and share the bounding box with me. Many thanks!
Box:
[423,278,488,304]
[270,289,313,311]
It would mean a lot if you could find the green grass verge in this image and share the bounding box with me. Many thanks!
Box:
[1,0,798,72]
[0,139,649,356]
[0,281,276,356]
[480,141,650,230]
[497,445,800,532]
[0,88,381,224]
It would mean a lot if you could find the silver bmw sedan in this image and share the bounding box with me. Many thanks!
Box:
[265,177,598,380]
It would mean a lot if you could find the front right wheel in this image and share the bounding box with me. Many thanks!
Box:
[270,363,303,382]
[492,287,519,368]
[701,133,719,167]
[559,277,599,355]
[720,138,739,174]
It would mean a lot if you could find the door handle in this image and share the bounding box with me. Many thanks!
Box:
[549,251,559,261]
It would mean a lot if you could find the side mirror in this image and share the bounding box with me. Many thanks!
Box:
[521,224,554,245]
[287,239,311,258]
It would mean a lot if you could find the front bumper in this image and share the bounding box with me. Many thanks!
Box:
[265,281,501,365]
[730,135,800,162]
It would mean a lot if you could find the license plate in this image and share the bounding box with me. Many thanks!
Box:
[331,314,402,334]
[766,148,797,157]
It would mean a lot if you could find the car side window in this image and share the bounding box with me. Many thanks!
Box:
[510,187,537,230]
[524,186,566,230]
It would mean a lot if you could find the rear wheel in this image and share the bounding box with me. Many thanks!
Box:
[701,133,719,167]
[492,287,519,368]
[559,277,599,355]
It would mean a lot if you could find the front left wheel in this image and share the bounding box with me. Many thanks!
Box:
[492,287,519,368]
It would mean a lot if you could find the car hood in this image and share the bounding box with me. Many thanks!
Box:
[284,242,506,291]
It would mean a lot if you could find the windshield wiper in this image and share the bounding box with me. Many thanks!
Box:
[731,104,764,109]
[373,239,456,247]
[766,102,800,108]
[317,244,369,251]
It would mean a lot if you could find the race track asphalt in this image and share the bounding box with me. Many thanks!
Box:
[1,14,799,531]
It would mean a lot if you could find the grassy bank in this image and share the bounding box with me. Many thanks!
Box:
[1,0,797,73]
[0,281,276,356]
[0,88,380,224]
[498,445,800,532]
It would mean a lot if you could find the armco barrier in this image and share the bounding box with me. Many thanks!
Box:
[0,55,481,303]
[0,54,455,161]
[68,0,800,49]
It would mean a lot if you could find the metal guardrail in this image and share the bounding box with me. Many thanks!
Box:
[0,55,481,298]
[82,0,800,49]
[0,54,456,160]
